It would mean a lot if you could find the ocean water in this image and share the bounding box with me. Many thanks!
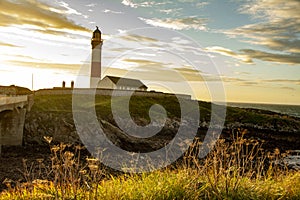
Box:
[227,102,300,118]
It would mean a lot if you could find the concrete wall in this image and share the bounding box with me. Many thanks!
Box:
[0,88,17,95]
[0,95,33,146]
[0,107,26,145]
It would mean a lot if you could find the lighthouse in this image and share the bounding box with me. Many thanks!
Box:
[90,26,103,88]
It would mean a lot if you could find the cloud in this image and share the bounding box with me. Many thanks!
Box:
[121,0,167,8]
[196,2,210,8]
[103,9,123,14]
[225,22,300,54]
[240,49,300,65]
[107,67,205,82]
[223,0,300,64]
[121,0,139,8]
[205,46,253,64]
[174,67,202,74]
[159,8,183,15]
[139,17,208,31]
[115,58,206,82]
[228,78,300,87]
[263,79,300,85]
[5,60,81,71]
[280,87,295,91]
[5,54,44,61]
[85,3,97,7]
[120,34,159,43]
[173,67,204,81]
[55,1,84,16]
[123,58,171,67]
[0,41,21,48]
[239,0,300,21]
[109,47,133,53]
[205,46,300,65]
[0,0,89,35]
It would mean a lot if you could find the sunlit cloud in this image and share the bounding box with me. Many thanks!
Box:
[280,87,295,91]
[240,49,300,65]
[205,46,253,64]
[109,47,133,53]
[123,58,171,67]
[108,58,205,82]
[0,0,90,35]
[222,0,300,64]
[120,34,159,43]
[139,17,208,31]
[263,79,300,85]
[0,41,21,48]
[5,60,82,71]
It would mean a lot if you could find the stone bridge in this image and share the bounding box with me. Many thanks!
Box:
[0,95,34,147]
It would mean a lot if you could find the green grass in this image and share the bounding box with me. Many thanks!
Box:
[30,94,299,127]
[1,166,299,199]
[15,93,300,199]
[1,131,300,199]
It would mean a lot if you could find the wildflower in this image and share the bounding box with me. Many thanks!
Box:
[51,146,60,152]
[36,158,44,163]
[75,144,85,150]
[88,164,99,171]
[43,136,53,144]
[86,157,99,163]
[64,151,74,159]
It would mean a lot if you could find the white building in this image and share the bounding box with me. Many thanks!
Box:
[98,76,147,91]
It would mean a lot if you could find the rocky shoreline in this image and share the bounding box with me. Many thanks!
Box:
[1,94,299,192]
[23,109,300,152]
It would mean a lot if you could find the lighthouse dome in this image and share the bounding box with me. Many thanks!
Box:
[93,26,101,38]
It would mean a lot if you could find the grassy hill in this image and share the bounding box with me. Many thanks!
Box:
[1,92,300,199]
[29,93,300,130]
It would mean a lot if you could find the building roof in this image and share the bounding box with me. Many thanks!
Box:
[93,26,101,34]
[105,76,148,89]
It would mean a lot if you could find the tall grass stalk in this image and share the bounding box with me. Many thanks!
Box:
[1,130,299,199]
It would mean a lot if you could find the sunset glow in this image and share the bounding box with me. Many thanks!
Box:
[0,0,299,104]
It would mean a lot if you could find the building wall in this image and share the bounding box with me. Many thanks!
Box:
[97,77,116,89]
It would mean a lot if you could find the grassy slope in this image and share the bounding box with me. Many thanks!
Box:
[3,95,300,199]
[31,94,299,128]
[1,167,299,199]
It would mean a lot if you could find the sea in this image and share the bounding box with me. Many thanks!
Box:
[227,102,300,169]
[226,102,300,118]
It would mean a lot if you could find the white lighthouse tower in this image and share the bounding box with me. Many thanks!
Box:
[90,26,103,88]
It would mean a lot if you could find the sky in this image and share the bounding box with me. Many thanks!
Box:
[0,0,299,105]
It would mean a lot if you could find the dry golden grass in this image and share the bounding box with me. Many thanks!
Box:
[1,129,299,200]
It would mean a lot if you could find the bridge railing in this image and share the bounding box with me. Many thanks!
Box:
[0,95,28,106]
